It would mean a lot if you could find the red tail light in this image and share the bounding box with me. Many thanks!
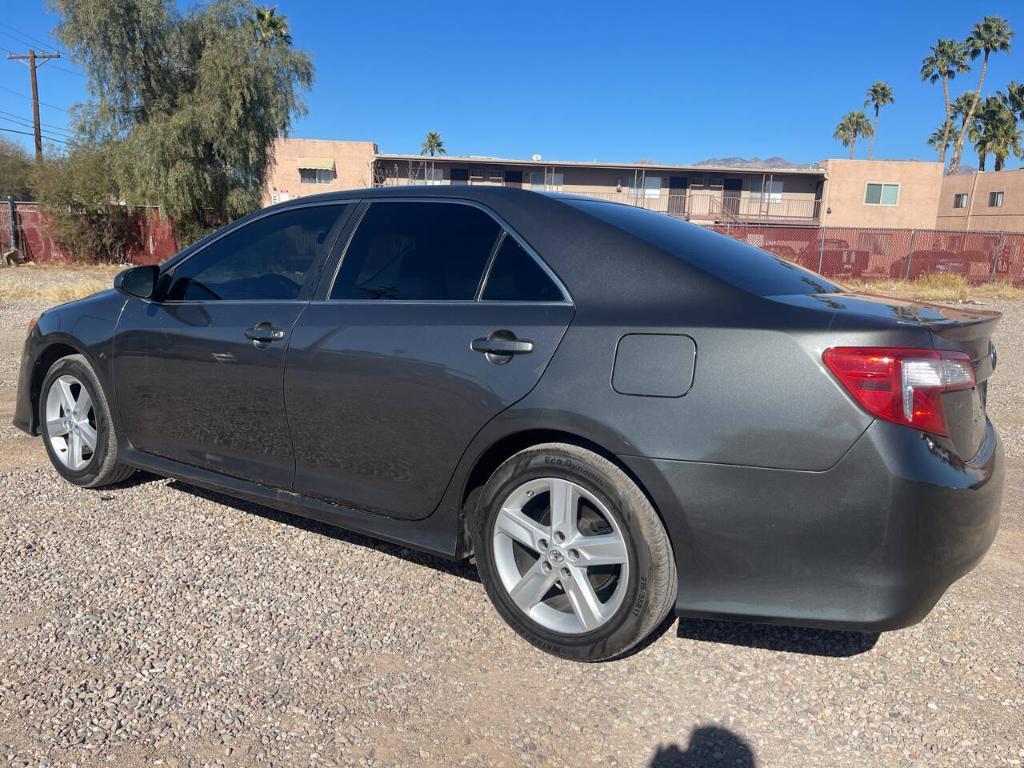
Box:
[823,347,975,437]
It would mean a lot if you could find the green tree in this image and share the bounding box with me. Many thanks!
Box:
[927,123,959,157]
[0,138,35,200]
[833,111,874,159]
[863,81,894,159]
[254,5,291,46]
[971,96,1022,171]
[421,131,446,157]
[50,0,314,244]
[30,144,143,262]
[1001,80,1024,123]
[921,39,970,164]
[948,16,1014,174]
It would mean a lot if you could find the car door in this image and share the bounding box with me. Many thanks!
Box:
[112,202,351,488]
[284,199,574,520]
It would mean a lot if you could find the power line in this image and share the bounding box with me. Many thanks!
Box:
[0,109,74,136]
[0,84,70,113]
[7,49,63,162]
[0,21,65,56]
[0,126,69,145]
[1,34,86,78]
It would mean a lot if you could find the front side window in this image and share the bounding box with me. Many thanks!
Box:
[953,193,969,209]
[163,205,347,301]
[331,202,500,301]
[482,235,563,302]
[865,182,899,205]
[989,191,1004,208]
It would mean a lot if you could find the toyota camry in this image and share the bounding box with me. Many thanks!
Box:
[14,186,1004,661]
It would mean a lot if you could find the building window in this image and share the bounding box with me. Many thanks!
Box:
[449,168,470,185]
[750,179,784,203]
[629,176,662,199]
[528,171,564,191]
[989,191,1004,208]
[953,193,969,209]
[299,168,335,184]
[864,182,899,206]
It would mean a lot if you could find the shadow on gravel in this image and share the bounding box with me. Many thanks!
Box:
[676,618,879,657]
[650,726,756,767]
[167,480,481,583]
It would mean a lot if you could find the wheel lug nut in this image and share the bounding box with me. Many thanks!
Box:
[553,531,565,544]
[569,549,580,561]
[560,567,571,578]
[541,561,552,574]
[537,538,548,551]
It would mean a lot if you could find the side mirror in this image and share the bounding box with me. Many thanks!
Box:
[114,265,159,300]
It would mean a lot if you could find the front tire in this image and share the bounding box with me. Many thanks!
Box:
[472,443,676,661]
[39,354,135,488]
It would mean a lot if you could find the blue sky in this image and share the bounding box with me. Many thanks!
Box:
[2,1,1022,167]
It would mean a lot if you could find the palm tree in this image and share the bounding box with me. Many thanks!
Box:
[948,16,1015,174]
[863,82,895,159]
[421,131,446,157]
[253,6,292,47]
[972,97,1022,171]
[833,111,874,159]
[927,123,959,158]
[921,39,970,164]
[1000,80,1024,122]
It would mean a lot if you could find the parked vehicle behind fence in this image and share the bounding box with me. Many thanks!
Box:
[14,187,1004,661]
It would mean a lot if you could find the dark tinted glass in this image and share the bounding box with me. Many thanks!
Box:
[331,202,500,301]
[164,205,346,301]
[482,235,563,302]
[566,199,843,296]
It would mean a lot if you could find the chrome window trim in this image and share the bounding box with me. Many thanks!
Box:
[323,197,574,306]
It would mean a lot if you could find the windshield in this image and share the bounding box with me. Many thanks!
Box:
[565,199,843,296]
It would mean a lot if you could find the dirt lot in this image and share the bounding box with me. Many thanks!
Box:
[0,275,1022,767]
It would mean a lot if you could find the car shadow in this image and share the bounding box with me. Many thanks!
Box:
[676,617,879,657]
[165,479,481,583]
[650,726,756,767]
[151,478,876,658]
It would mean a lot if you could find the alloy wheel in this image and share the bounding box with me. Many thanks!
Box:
[492,477,630,634]
[44,374,97,471]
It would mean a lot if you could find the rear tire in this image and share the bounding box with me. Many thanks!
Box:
[39,354,135,488]
[472,443,676,661]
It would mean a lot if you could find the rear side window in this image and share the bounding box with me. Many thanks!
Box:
[565,199,843,296]
[331,202,500,301]
[482,235,563,302]
[164,205,347,301]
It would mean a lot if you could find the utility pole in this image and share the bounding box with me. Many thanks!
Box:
[6,49,61,164]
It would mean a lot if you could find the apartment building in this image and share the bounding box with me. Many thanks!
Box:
[937,168,1024,232]
[264,138,993,231]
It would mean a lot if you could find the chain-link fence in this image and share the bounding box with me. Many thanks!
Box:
[710,224,1024,285]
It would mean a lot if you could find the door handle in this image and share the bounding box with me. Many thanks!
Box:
[471,331,533,364]
[244,323,285,345]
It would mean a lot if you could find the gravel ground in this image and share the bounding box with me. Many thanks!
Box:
[0,293,1022,768]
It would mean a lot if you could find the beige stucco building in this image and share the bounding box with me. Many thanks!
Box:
[818,159,945,229]
[265,138,377,205]
[937,168,1024,232]
[264,138,1024,233]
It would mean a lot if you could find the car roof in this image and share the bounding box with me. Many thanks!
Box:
[267,187,749,317]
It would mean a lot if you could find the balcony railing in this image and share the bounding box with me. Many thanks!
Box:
[556,190,821,223]
[373,178,821,223]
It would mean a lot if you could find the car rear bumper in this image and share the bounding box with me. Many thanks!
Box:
[622,418,1003,632]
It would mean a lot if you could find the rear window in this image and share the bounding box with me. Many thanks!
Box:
[565,199,842,296]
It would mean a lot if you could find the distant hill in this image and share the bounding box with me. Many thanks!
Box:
[690,156,814,169]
